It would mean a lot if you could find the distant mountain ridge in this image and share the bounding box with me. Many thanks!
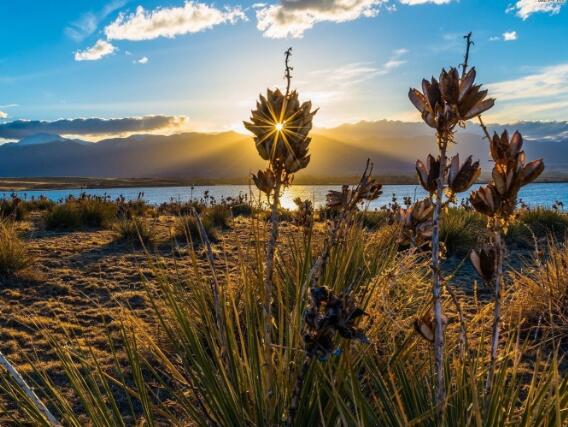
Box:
[0,120,566,180]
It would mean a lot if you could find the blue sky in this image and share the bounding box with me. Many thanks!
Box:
[0,0,566,136]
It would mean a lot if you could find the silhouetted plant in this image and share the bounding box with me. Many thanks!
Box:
[407,32,494,413]
[469,130,544,391]
[244,47,318,368]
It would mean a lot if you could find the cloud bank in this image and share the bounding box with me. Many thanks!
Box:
[256,0,387,38]
[104,1,246,41]
[74,40,117,61]
[0,115,188,139]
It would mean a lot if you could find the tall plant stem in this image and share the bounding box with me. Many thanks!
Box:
[0,351,60,425]
[486,229,504,392]
[263,170,282,388]
[431,138,447,417]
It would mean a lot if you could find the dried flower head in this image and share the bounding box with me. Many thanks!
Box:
[408,67,495,134]
[303,286,368,360]
[416,154,441,194]
[293,197,314,228]
[326,168,382,212]
[414,312,448,343]
[471,130,544,222]
[252,169,276,196]
[244,88,318,174]
[447,154,480,193]
[397,198,434,247]
[469,246,497,284]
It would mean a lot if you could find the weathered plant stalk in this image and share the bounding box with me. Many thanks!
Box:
[263,170,282,389]
[486,229,504,392]
[431,138,447,415]
[0,351,60,425]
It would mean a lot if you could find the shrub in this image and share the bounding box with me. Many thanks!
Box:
[44,204,82,230]
[114,217,153,245]
[204,205,231,229]
[0,222,31,277]
[44,198,117,230]
[0,198,28,221]
[176,215,218,244]
[230,203,254,217]
[22,197,55,212]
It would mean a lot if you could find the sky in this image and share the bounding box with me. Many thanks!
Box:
[0,0,566,138]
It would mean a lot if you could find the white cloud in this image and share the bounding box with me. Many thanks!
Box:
[256,0,387,39]
[135,56,149,64]
[399,0,452,4]
[74,39,117,61]
[65,0,126,42]
[105,2,246,41]
[503,31,517,41]
[0,111,7,119]
[485,63,568,122]
[303,49,408,104]
[507,0,565,19]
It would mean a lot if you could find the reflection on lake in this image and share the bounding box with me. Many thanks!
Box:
[1,183,567,210]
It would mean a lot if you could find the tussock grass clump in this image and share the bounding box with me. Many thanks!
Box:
[440,208,485,255]
[0,222,31,277]
[508,241,568,342]
[204,204,231,229]
[0,198,28,221]
[508,207,568,246]
[357,210,389,230]
[22,197,55,212]
[176,215,218,244]
[114,217,153,245]
[44,198,117,230]
[230,203,254,217]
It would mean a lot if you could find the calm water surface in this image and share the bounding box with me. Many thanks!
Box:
[2,183,567,210]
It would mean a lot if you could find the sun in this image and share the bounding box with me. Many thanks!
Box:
[275,122,284,132]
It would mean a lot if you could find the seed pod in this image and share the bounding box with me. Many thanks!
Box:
[416,155,441,194]
[447,154,481,193]
[520,159,544,186]
[470,185,501,217]
[252,169,275,196]
[414,313,448,343]
[470,247,497,284]
[408,66,494,131]
[244,88,317,174]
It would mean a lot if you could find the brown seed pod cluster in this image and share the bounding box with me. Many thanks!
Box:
[293,197,314,229]
[303,286,368,360]
[396,198,434,247]
[408,67,495,136]
[470,131,544,222]
[244,88,318,176]
[447,154,481,194]
[251,169,276,196]
[326,175,382,213]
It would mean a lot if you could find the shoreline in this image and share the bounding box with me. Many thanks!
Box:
[1,176,567,192]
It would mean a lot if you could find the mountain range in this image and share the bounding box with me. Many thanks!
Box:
[0,120,566,182]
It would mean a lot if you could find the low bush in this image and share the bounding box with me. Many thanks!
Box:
[357,210,389,230]
[0,198,28,221]
[23,197,55,212]
[114,217,153,245]
[230,203,254,217]
[204,205,231,229]
[0,222,31,277]
[44,198,117,230]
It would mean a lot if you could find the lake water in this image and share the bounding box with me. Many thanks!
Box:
[2,183,567,210]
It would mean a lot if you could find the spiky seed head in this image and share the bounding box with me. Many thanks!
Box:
[244,88,317,174]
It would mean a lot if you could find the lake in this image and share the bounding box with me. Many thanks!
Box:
[2,182,567,210]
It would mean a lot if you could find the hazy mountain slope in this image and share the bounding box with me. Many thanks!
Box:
[0,120,565,179]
